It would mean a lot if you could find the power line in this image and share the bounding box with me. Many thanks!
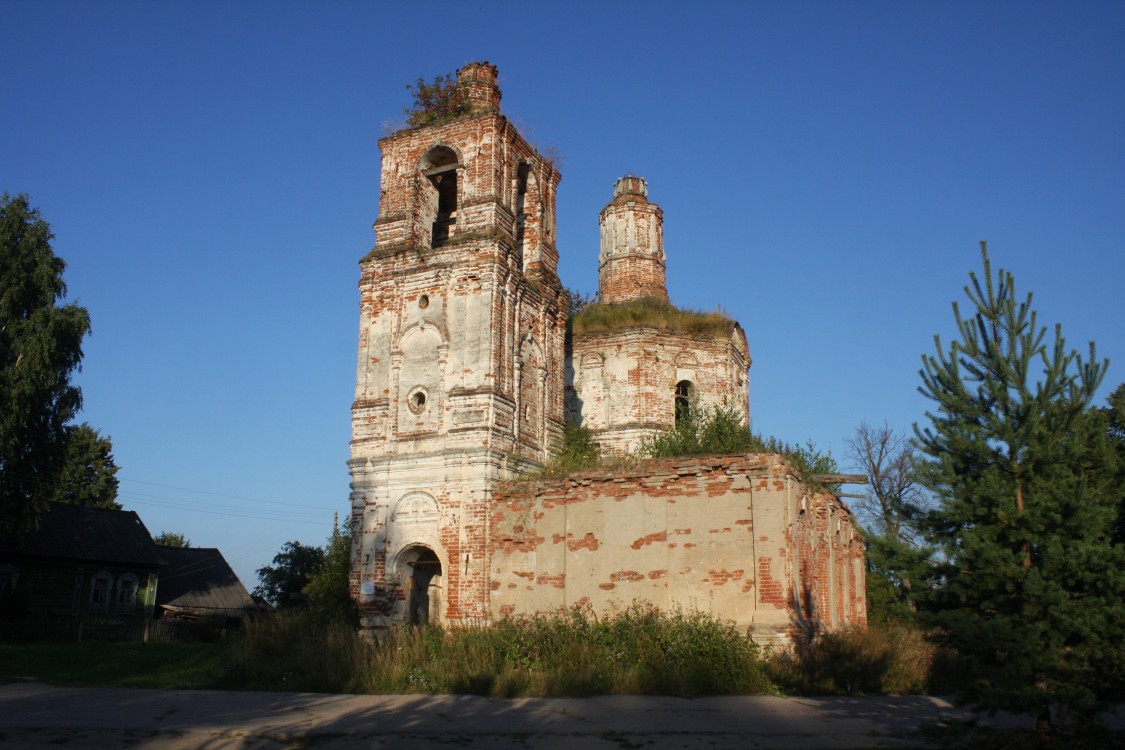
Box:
[117,488,327,518]
[119,477,335,510]
[122,497,328,524]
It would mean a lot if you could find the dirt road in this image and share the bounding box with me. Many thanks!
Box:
[0,680,1089,749]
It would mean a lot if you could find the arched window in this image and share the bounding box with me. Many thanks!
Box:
[674,380,694,427]
[421,146,458,248]
[515,162,530,245]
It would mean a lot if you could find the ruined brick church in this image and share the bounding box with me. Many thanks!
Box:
[349,62,865,643]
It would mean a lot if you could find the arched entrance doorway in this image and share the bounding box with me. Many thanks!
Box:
[401,546,442,626]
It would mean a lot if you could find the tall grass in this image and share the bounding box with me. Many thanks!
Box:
[221,612,372,693]
[766,622,960,696]
[221,604,771,697]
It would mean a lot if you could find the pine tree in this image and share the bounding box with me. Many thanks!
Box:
[0,194,91,535]
[1103,382,1125,544]
[915,243,1125,729]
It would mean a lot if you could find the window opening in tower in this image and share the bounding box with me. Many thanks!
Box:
[430,170,457,247]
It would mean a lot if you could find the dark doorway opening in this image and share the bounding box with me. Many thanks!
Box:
[405,547,442,626]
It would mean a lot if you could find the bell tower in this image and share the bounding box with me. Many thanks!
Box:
[349,62,568,631]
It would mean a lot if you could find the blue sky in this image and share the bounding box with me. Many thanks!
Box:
[4,1,1123,589]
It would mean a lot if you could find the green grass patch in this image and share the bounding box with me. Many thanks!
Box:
[0,642,224,689]
[571,297,735,338]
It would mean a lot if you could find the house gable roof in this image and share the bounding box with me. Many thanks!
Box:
[155,546,258,617]
[4,503,163,569]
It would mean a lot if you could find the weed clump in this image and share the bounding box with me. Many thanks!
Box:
[537,426,601,477]
[403,72,468,128]
[636,399,839,489]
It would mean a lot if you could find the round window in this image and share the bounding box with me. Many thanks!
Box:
[418,294,429,309]
[407,388,428,414]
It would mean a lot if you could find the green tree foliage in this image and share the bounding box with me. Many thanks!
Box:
[1106,382,1125,441]
[914,243,1125,727]
[404,73,468,127]
[47,423,119,509]
[154,531,190,547]
[1103,382,1125,544]
[845,422,932,622]
[303,524,357,626]
[253,540,324,608]
[0,194,91,535]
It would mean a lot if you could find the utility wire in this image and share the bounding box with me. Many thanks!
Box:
[119,477,333,510]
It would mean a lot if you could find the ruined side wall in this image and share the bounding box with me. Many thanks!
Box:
[489,453,865,643]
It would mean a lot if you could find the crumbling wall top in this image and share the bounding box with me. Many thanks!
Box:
[457,61,501,115]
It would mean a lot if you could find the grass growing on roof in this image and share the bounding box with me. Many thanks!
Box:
[571,297,735,337]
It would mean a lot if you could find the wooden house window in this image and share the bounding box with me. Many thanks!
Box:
[116,573,139,615]
[89,571,112,614]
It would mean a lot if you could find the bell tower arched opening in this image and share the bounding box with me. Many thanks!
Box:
[420,146,459,248]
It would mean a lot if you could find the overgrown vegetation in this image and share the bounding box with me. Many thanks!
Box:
[539,425,601,477]
[639,398,753,457]
[571,296,735,338]
[766,622,960,696]
[637,398,838,488]
[220,610,367,693]
[1,611,967,703]
[403,72,468,128]
[221,604,769,697]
